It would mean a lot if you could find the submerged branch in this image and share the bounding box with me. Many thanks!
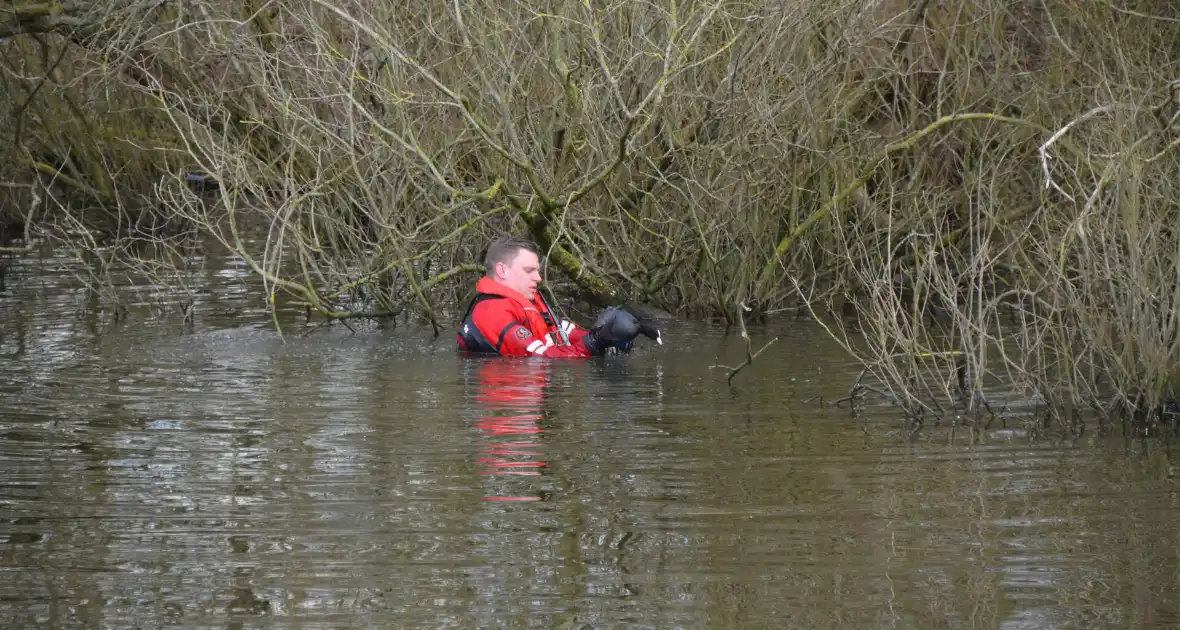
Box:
[711,301,778,385]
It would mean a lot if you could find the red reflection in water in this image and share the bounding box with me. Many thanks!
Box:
[484,496,542,502]
[472,360,551,501]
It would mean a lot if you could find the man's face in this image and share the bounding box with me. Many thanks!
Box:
[496,248,542,300]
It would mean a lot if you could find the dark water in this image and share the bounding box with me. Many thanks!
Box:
[2,252,1179,629]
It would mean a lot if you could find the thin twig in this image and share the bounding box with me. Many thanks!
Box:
[711,301,778,385]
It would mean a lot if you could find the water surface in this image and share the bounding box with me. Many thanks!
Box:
[1,251,1178,628]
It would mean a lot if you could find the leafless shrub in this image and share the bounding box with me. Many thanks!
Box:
[2,1,1180,424]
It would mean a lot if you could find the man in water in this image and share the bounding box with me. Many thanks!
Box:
[456,236,659,357]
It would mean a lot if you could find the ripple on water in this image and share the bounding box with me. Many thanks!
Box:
[1,276,1180,627]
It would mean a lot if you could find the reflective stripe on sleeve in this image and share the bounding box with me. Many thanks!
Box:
[526,339,547,355]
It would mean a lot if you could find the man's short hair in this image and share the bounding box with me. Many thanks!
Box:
[484,236,539,275]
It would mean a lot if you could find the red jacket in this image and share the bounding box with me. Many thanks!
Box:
[456,277,594,357]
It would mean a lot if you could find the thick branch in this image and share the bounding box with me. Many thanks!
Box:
[0,2,88,39]
[757,113,1054,292]
[517,205,623,306]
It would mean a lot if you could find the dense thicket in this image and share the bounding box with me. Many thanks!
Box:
[3,0,1180,428]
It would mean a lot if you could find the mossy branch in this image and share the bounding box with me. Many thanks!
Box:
[757,113,1055,291]
[34,162,107,203]
[0,2,86,39]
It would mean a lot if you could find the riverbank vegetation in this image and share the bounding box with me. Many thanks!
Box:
[3,0,1180,432]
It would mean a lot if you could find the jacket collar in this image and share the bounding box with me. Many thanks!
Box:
[476,276,541,310]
